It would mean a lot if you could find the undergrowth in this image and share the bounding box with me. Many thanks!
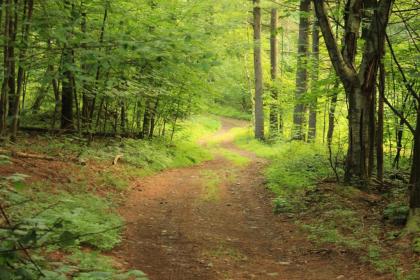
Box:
[17,115,220,174]
[208,105,252,121]
[0,115,221,279]
[233,130,419,279]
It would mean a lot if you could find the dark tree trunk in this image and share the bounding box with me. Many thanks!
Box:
[149,98,159,138]
[269,8,278,137]
[11,0,34,142]
[314,0,393,185]
[407,108,420,232]
[0,0,11,136]
[61,46,75,130]
[327,79,339,145]
[253,0,264,140]
[293,0,310,140]
[141,98,151,139]
[376,60,385,182]
[7,0,17,120]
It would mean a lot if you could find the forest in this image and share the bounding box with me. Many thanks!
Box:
[0,0,419,279]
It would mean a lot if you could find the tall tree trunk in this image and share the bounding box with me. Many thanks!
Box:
[141,98,151,139]
[407,107,420,232]
[90,2,109,124]
[253,0,264,140]
[61,46,75,130]
[81,9,92,129]
[292,0,310,140]
[11,0,34,142]
[269,8,278,137]
[327,79,339,145]
[308,16,319,141]
[376,60,385,182]
[0,0,11,136]
[314,0,393,185]
[149,98,159,138]
[7,0,17,120]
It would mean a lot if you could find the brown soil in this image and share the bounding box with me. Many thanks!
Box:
[113,118,391,280]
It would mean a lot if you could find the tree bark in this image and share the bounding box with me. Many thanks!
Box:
[11,0,34,142]
[314,0,393,185]
[407,107,420,232]
[293,0,310,140]
[253,0,264,140]
[308,15,319,141]
[0,0,11,136]
[61,46,75,130]
[269,8,278,137]
[376,60,385,182]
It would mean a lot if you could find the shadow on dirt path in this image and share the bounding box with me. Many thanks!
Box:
[112,117,390,280]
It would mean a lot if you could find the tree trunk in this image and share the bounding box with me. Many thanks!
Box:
[149,98,159,138]
[407,107,420,232]
[314,0,393,185]
[269,8,278,137]
[141,98,151,139]
[308,16,319,141]
[292,0,310,140]
[11,0,34,142]
[376,60,385,182]
[327,79,339,145]
[7,0,17,120]
[0,0,11,136]
[61,46,75,130]
[253,0,264,140]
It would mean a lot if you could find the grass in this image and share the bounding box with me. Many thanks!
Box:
[200,170,222,201]
[216,148,250,167]
[205,243,246,262]
[208,105,251,121]
[15,115,221,176]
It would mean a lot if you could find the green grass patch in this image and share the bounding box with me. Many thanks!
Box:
[200,170,222,202]
[208,105,251,121]
[217,148,250,167]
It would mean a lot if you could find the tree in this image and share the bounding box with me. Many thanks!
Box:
[253,0,264,140]
[314,0,394,184]
[269,8,279,137]
[308,16,319,141]
[292,0,310,140]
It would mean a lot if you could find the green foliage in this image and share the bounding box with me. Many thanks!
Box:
[216,148,250,167]
[0,173,140,279]
[98,172,130,191]
[200,170,222,202]
[208,105,251,121]
[383,203,409,225]
[235,133,332,211]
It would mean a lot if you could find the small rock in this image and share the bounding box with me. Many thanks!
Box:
[336,276,345,279]
[267,272,279,277]
[278,261,290,265]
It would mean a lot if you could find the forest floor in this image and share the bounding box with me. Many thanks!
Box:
[112,117,391,280]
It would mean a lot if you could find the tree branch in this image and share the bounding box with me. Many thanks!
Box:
[313,0,356,84]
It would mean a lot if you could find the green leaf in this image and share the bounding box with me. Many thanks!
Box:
[13,181,27,191]
[0,266,13,280]
[20,229,37,245]
[59,231,78,247]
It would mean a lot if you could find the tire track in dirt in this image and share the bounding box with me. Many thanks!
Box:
[112,117,390,280]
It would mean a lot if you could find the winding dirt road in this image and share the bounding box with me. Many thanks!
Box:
[113,117,388,280]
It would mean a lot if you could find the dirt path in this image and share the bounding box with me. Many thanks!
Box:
[113,117,388,280]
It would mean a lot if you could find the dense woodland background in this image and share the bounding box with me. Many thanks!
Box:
[0,0,419,279]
